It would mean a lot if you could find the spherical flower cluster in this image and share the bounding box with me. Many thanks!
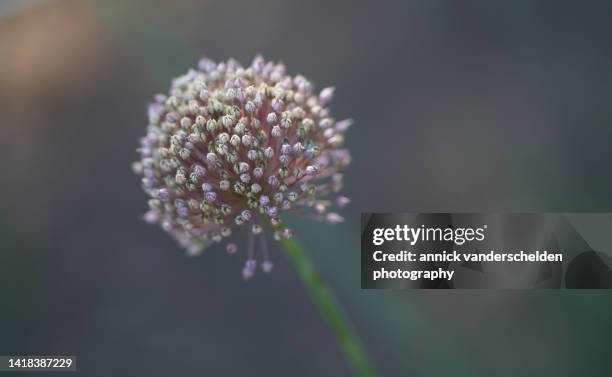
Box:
[133,56,351,278]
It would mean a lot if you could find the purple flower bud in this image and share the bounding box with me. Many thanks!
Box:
[319,87,335,104]
[262,261,274,273]
[266,112,277,125]
[205,191,217,203]
[259,195,270,206]
[143,210,159,224]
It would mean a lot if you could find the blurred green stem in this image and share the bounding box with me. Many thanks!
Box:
[279,236,379,377]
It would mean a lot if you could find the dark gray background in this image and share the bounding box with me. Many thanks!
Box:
[1,0,612,376]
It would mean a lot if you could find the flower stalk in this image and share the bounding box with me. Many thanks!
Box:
[279,235,378,377]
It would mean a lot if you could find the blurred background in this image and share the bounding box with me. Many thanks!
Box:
[1,0,612,376]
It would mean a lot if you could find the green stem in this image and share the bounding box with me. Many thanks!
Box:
[279,236,379,377]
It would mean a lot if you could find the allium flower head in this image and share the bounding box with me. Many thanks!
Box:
[133,56,351,278]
